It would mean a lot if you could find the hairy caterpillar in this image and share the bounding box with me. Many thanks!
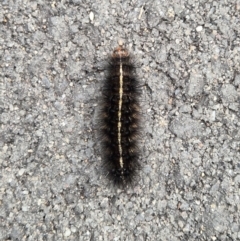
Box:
[99,43,141,186]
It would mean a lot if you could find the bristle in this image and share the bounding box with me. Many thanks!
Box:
[99,45,141,187]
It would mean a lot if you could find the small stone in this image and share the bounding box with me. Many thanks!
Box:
[196,26,203,32]
[234,74,240,85]
[71,226,77,233]
[167,7,175,19]
[89,12,94,21]
[178,220,184,228]
[64,228,71,237]
[175,39,181,44]
[22,205,29,211]
[18,169,25,176]
[36,129,42,137]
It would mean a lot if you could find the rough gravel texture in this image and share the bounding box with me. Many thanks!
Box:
[0,0,240,241]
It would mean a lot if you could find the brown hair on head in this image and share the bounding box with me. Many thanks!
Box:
[112,45,129,58]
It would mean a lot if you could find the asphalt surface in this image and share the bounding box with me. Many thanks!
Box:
[0,0,240,240]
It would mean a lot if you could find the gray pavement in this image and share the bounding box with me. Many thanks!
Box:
[0,0,240,240]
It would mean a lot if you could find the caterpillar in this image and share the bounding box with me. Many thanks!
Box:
[99,43,141,186]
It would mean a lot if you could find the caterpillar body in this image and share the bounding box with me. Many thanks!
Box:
[100,44,140,186]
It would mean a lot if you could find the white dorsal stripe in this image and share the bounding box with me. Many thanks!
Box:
[118,62,123,169]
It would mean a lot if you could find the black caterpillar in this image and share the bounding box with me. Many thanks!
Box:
[99,44,140,186]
